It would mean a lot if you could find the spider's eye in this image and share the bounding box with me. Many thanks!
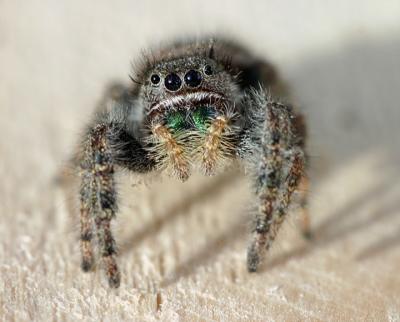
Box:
[184,70,202,87]
[150,74,161,85]
[164,73,182,91]
[204,65,213,76]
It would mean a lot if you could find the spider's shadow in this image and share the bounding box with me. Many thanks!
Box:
[264,170,400,272]
[160,161,399,287]
[119,171,240,254]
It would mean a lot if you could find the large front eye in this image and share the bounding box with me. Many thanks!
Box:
[164,73,182,91]
[184,70,202,87]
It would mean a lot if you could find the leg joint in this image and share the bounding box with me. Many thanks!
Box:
[80,231,93,241]
[254,223,269,234]
[101,244,117,257]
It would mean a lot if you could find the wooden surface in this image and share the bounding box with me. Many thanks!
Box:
[1,1,400,321]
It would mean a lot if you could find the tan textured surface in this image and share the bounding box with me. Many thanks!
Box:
[1,1,400,321]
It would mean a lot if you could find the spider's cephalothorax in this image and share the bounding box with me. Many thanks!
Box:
[72,38,309,287]
[138,50,243,180]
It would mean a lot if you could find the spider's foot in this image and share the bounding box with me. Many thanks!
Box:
[81,257,95,272]
[247,244,261,273]
[107,271,121,288]
[104,256,121,288]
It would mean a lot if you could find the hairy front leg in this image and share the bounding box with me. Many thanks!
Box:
[258,148,305,254]
[80,123,120,287]
[246,101,284,271]
[245,99,306,272]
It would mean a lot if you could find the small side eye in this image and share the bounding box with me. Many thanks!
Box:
[204,65,213,76]
[150,74,161,85]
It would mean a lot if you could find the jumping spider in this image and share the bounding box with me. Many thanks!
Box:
[71,37,309,288]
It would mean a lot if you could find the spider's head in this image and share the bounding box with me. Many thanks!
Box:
[136,51,239,133]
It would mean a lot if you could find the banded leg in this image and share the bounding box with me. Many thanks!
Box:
[80,123,120,287]
[247,102,283,271]
[95,216,120,287]
[79,177,95,271]
[256,149,305,257]
[247,101,305,272]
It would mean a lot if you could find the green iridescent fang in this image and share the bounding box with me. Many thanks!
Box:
[165,106,213,132]
[192,106,211,133]
[166,110,186,132]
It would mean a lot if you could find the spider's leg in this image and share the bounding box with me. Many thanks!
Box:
[80,123,120,287]
[94,215,120,288]
[246,101,284,271]
[243,98,306,272]
[79,173,95,272]
[254,146,304,261]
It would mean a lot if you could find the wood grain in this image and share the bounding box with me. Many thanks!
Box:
[1,1,400,321]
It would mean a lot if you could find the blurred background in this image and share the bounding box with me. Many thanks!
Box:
[1,1,400,321]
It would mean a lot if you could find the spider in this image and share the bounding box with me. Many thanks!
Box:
[71,37,310,288]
